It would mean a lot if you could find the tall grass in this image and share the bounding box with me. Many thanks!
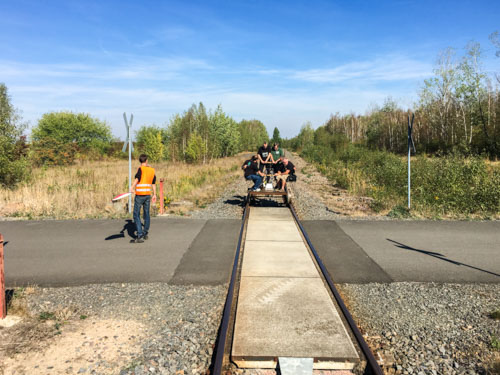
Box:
[302,145,500,218]
[0,155,246,219]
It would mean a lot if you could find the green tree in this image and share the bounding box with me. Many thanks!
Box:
[489,31,500,83]
[296,122,315,151]
[0,83,30,186]
[209,105,240,158]
[271,127,282,145]
[185,132,206,163]
[136,125,165,162]
[32,112,112,164]
[456,42,495,155]
[238,119,269,151]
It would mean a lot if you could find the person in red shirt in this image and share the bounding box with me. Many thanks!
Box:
[130,154,157,243]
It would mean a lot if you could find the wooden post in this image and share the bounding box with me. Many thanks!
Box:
[0,233,5,319]
[159,179,164,215]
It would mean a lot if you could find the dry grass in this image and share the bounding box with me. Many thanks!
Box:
[0,154,249,219]
[6,286,37,317]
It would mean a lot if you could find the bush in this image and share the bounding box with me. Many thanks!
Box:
[31,137,79,166]
[300,144,500,217]
[136,126,165,162]
[412,155,500,214]
[0,83,31,187]
[185,133,206,163]
[31,112,112,165]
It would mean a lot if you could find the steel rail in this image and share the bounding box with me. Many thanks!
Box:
[212,195,250,375]
[213,192,383,374]
[288,203,384,375]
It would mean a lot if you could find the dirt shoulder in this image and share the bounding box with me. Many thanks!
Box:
[288,151,381,219]
[0,288,145,375]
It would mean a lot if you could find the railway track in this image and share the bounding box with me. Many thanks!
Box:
[211,190,384,375]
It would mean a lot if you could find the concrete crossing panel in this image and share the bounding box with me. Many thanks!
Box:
[232,277,359,367]
[232,206,360,369]
[241,241,318,278]
[249,207,293,221]
[245,220,302,242]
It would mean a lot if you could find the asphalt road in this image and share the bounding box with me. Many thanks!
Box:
[1,218,241,287]
[1,218,499,287]
[335,220,500,283]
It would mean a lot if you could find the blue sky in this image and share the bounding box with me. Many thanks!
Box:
[1,0,499,139]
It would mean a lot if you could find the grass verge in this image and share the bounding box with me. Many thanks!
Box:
[301,145,500,219]
[0,154,248,219]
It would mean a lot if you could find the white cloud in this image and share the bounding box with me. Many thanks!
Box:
[283,56,433,84]
[4,53,427,139]
[0,57,212,82]
[9,82,415,139]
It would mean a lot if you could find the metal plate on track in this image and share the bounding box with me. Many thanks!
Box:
[279,357,313,375]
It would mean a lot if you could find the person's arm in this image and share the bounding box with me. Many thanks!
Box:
[130,168,141,193]
[130,178,139,193]
[152,175,157,202]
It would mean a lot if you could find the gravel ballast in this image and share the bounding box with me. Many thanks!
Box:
[27,283,227,374]
[339,283,500,375]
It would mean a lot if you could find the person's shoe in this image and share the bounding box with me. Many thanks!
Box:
[143,234,149,240]
[254,188,261,192]
[134,237,144,243]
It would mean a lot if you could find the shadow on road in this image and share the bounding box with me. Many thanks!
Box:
[387,238,500,278]
[105,220,136,240]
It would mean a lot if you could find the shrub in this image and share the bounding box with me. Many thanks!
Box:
[136,126,165,162]
[31,111,112,165]
[186,133,206,163]
[31,137,79,166]
[300,144,500,217]
[0,83,31,187]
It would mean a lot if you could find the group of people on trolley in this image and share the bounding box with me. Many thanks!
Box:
[242,141,296,192]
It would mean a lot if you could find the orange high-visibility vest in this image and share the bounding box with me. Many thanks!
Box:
[135,166,155,195]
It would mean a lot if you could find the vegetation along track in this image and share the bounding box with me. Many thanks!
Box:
[211,191,384,375]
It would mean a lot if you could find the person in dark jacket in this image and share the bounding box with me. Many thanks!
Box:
[242,155,265,191]
[274,157,296,191]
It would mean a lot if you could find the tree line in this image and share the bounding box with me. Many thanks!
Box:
[286,39,500,158]
[3,34,499,190]
[0,86,273,187]
[135,103,269,163]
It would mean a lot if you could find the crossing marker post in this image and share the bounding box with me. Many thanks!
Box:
[159,179,164,215]
[1,234,5,319]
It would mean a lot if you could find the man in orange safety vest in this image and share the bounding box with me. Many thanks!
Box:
[130,154,157,243]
